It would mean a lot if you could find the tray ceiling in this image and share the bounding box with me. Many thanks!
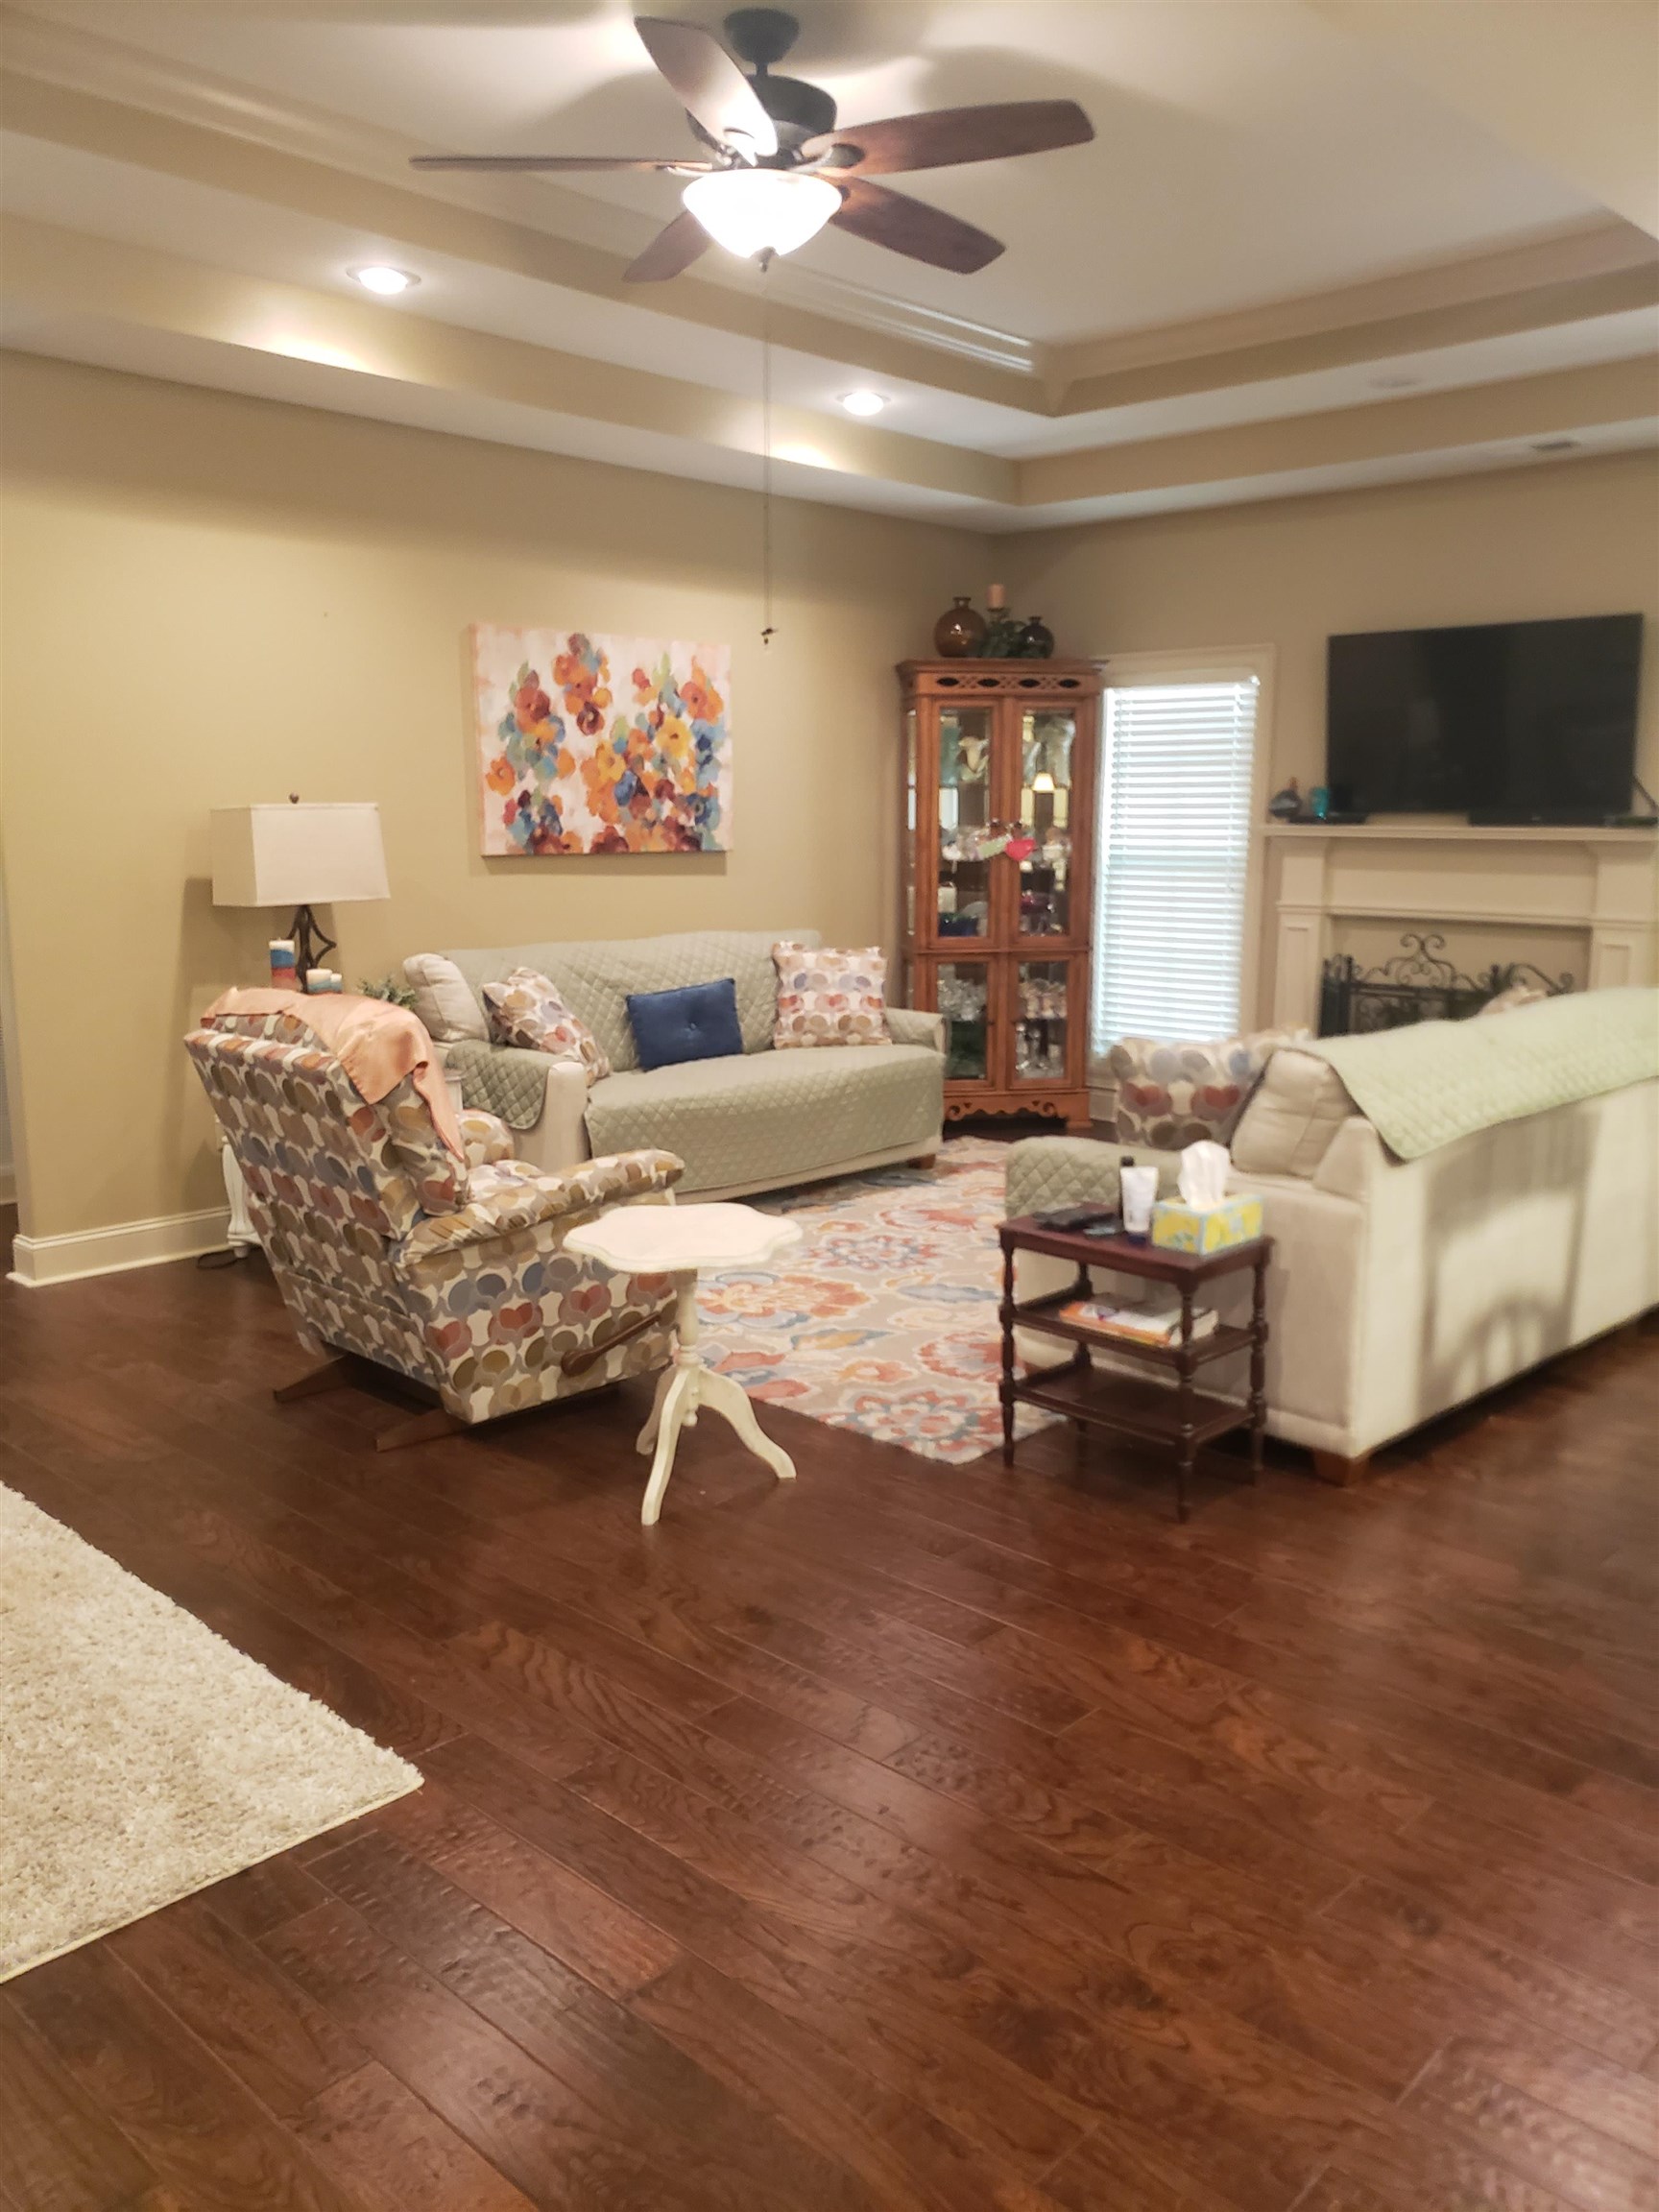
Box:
[2,0,1654,527]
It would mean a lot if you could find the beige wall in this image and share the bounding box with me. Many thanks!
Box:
[1006,452,1659,1022]
[0,353,975,1242]
[4,349,1654,1251]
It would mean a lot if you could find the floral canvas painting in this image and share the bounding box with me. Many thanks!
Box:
[471,625,732,855]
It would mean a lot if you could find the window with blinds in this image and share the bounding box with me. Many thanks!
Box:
[1092,675,1260,1048]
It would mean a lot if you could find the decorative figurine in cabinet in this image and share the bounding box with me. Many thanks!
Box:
[898,659,1103,1132]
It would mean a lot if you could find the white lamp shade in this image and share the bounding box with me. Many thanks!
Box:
[211,804,389,907]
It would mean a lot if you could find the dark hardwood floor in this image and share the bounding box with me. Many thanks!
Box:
[1,1233,1655,2212]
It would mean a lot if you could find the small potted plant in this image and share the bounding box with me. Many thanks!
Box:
[358,975,417,1009]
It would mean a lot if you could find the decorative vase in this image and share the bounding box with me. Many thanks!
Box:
[1020,614,1056,660]
[933,596,987,659]
[1268,778,1305,822]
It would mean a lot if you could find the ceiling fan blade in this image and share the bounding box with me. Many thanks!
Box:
[804,99,1093,179]
[412,154,713,173]
[624,208,712,282]
[634,16,779,158]
[830,178,1003,274]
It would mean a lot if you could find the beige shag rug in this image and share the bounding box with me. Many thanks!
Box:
[0,1482,420,1981]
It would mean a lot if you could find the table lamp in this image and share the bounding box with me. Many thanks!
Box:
[211,798,389,986]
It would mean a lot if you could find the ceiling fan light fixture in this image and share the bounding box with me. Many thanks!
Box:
[682,167,841,260]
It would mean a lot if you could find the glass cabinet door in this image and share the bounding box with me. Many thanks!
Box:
[934,708,994,941]
[1012,959,1070,1084]
[935,961,992,1084]
[902,707,918,941]
[1017,710,1075,937]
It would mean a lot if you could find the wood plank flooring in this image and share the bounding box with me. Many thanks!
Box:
[0,1230,1655,2211]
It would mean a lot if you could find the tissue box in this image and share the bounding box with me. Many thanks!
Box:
[1150,1193,1263,1256]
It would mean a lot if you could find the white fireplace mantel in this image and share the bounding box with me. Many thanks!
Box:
[1264,822,1659,1029]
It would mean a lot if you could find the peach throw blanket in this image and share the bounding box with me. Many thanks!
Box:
[203,988,464,1160]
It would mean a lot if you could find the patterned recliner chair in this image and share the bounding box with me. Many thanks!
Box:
[185,1008,683,1441]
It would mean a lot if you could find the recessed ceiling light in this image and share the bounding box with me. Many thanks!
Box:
[349,265,420,296]
[839,389,889,418]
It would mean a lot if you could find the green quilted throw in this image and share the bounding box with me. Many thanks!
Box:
[443,1038,548,1130]
[1307,986,1659,1161]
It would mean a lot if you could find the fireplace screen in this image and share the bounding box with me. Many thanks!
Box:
[1319,932,1574,1037]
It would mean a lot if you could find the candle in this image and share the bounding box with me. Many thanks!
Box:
[269,939,297,988]
[304,969,343,994]
[987,582,1006,611]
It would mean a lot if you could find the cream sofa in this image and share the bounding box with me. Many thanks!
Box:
[405,929,945,1200]
[1007,1005,1658,1479]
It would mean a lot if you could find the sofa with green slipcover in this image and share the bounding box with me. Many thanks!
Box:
[405,928,945,1200]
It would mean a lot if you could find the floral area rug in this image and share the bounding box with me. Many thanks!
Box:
[698,1137,1057,1465]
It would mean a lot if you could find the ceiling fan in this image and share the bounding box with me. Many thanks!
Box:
[411,8,1094,282]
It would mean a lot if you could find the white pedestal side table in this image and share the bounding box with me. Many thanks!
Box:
[564,1201,804,1526]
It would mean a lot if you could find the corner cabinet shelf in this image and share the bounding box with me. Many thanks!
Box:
[898,658,1104,1133]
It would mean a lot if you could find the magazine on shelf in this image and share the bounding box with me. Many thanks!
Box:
[1057,1297,1219,1347]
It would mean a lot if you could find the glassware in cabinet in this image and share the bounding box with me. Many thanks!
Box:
[1018,710,1075,937]
[934,708,993,940]
[1012,959,1071,1083]
[935,961,992,1084]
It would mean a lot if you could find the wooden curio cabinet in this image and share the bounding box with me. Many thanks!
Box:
[898,659,1104,1133]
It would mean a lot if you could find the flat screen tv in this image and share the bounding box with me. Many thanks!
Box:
[1326,613,1644,823]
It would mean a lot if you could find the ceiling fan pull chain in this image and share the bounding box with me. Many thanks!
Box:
[759,249,776,647]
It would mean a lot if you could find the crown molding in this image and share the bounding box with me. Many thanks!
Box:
[1047,220,1659,415]
[9,211,1651,533]
[1053,218,1656,383]
[758,267,1038,376]
[0,213,1018,505]
[1020,353,1659,506]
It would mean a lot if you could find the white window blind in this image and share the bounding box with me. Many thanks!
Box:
[1093,676,1259,1048]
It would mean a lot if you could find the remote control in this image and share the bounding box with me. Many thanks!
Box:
[1031,1205,1116,1232]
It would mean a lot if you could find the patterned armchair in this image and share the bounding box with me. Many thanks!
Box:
[185,1010,683,1444]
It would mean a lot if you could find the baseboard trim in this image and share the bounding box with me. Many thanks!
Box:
[9,1206,230,1288]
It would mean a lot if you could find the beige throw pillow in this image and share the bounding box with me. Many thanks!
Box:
[1230,1046,1357,1178]
[482,966,612,1085]
[773,943,891,1048]
[403,951,488,1043]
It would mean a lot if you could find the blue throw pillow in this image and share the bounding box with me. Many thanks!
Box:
[627,977,743,1072]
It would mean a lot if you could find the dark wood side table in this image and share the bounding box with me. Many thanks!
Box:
[998,1216,1273,1521]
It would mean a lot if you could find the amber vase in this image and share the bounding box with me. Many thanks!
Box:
[932,595,987,659]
